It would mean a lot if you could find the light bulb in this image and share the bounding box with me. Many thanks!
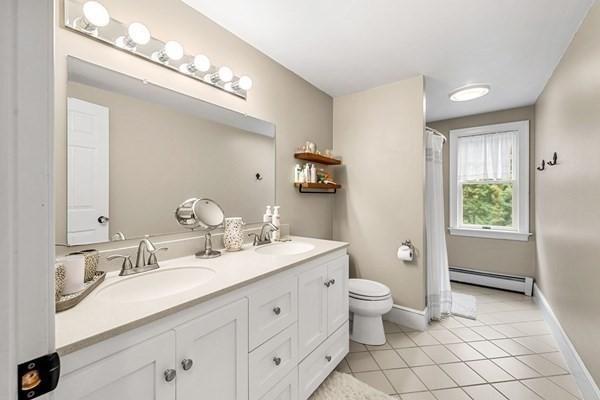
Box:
[164,41,184,61]
[193,55,211,72]
[218,66,233,82]
[237,76,253,91]
[82,1,110,27]
[128,22,150,45]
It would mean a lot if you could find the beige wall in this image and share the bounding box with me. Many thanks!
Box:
[535,3,600,383]
[58,81,275,243]
[55,0,334,248]
[429,106,536,277]
[333,77,426,310]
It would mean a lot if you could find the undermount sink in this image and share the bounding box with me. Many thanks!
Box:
[255,241,315,256]
[95,266,216,303]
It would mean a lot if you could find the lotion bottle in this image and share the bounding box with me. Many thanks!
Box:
[263,205,272,223]
[310,164,317,183]
[272,206,281,241]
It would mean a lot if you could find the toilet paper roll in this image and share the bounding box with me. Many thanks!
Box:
[397,245,414,261]
[63,253,85,295]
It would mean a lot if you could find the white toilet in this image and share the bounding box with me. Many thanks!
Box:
[349,279,393,345]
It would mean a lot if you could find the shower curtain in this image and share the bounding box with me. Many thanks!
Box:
[425,131,452,320]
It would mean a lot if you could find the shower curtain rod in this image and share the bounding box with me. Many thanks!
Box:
[426,126,447,143]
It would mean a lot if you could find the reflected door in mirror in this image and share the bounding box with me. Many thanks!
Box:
[67,98,109,245]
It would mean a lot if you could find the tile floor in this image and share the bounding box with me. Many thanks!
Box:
[335,283,583,400]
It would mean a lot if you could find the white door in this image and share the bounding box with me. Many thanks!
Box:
[298,265,328,359]
[67,97,109,245]
[327,256,349,335]
[176,299,249,400]
[55,331,176,400]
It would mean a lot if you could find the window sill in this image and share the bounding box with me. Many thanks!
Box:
[448,227,532,241]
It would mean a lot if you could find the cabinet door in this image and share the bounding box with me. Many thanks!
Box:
[55,331,176,400]
[327,255,349,335]
[298,264,328,359]
[176,298,249,400]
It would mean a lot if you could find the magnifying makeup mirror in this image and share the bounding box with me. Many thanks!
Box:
[175,198,225,258]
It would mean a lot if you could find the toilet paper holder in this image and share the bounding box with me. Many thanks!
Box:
[401,240,415,251]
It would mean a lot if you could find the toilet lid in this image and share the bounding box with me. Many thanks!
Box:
[349,279,391,298]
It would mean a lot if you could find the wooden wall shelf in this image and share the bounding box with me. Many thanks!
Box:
[294,182,341,194]
[294,152,341,165]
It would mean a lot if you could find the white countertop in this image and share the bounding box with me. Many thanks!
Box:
[55,236,348,355]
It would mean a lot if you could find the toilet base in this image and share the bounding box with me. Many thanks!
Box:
[350,314,386,345]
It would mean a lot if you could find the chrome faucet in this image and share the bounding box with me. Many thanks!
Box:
[107,237,168,276]
[249,223,279,246]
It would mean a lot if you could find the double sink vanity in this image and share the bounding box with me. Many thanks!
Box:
[55,236,349,400]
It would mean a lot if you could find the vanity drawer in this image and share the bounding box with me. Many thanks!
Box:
[250,323,298,400]
[259,368,298,400]
[249,275,298,349]
[298,321,349,400]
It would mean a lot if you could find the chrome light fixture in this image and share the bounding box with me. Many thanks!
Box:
[74,1,110,35]
[449,84,491,102]
[115,22,150,50]
[64,0,252,98]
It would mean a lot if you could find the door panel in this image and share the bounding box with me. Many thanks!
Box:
[176,299,249,400]
[327,256,349,335]
[55,331,176,400]
[67,97,109,245]
[298,265,328,359]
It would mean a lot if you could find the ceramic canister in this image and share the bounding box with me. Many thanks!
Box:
[63,253,86,294]
[223,217,245,251]
[80,249,99,282]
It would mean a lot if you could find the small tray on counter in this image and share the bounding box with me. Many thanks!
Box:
[56,271,106,313]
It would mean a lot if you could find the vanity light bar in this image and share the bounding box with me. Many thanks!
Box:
[64,0,252,99]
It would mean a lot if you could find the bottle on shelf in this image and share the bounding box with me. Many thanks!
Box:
[272,206,281,241]
[310,164,317,183]
[294,164,302,183]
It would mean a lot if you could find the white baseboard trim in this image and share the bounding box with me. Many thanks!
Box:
[384,304,428,332]
[534,284,600,400]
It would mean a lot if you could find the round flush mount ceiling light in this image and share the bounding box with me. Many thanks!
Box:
[449,84,491,102]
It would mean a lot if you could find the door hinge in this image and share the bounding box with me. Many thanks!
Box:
[18,352,60,400]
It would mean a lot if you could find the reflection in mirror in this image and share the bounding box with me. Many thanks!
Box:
[58,57,276,246]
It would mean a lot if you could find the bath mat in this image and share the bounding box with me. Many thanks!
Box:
[452,292,477,320]
[310,371,393,400]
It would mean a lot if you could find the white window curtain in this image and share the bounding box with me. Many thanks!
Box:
[457,131,517,182]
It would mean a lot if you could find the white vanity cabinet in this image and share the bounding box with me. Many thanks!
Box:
[298,255,349,359]
[56,249,348,400]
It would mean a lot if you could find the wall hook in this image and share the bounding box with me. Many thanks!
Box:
[255,172,263,181]
[537,159,546,171]
[547,152,558,166]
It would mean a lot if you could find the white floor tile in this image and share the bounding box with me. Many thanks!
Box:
[400,392,436,400]
[429,329,463,344]
[335,358,351,373]
[468,341,510,358]
[471,326,507,340]
[449,327,485,342]
[431,387,471,400]
[397,347,436,367]
[491,357,541,379]
[350,340,368,352]
[346,351,379,372]
[371,349,408,369]
[514,336,558,354]
[548,375,583,399]
[439,362,486,386]
[521,377,579,400]
[493,381,542,399]
[388,332,418,348]
[412,365,457,390]
[462,384,507,400]
[445,343,486,361]
[366,341,392,351]
[384,368,428,394]
[516,354,568,376]
[353,370,396,395]
[539,352,570,371]
[491,338,535,356]
[511,321,551,336]
[491,323,528,338]
[421,345,461,364]
[408,331,441,346]
[466,360,514,383]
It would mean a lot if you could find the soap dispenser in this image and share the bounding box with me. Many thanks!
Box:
[272,206,281,241]
[263,205,272,223]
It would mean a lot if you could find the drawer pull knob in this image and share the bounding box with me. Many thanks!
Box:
[324,281,331,288]
[273,356,282,366]
[181,359,193,371]
[325,355,332,362]
[273,306,281,315]
[164,369,177,382]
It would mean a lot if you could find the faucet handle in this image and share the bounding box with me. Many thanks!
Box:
[148,247,168,265]
[248,233,260,246]
[107,254,133,275]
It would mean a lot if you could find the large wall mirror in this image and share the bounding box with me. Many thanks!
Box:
[57,57,276,246]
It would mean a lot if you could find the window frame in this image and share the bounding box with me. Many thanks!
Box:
[449,121,530,241]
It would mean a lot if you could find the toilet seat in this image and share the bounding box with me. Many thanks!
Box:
[349,279,391,301]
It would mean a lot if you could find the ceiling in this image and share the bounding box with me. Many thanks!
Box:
[182,0,594,121]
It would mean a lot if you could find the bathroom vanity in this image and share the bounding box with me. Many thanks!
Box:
[55,237,349,400]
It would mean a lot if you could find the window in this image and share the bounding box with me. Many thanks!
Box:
[449,121,530,241]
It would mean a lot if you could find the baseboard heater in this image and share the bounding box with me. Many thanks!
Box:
[449,267,534,296]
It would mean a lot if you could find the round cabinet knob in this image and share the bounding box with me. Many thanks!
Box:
[273,356,282,366]
[181,359,193,371]
[325,355,332,362]
[97,215,110,224]
[324,281,331,288]
[273,306,281,315]
[164,369,177,382]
